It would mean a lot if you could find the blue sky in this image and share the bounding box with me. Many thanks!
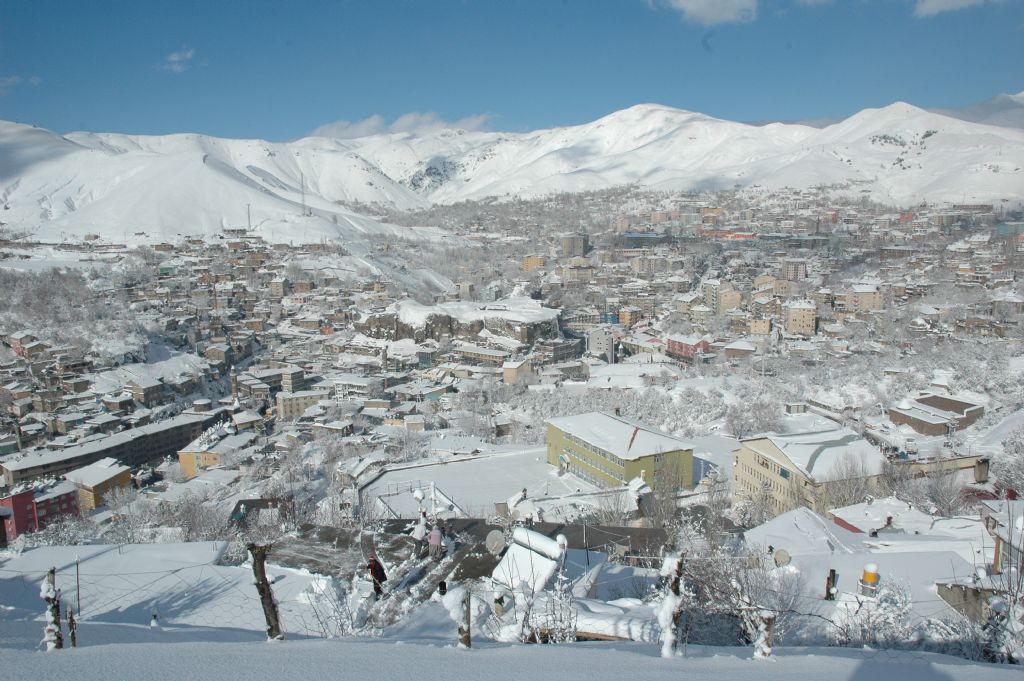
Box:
[0,0,1022,140]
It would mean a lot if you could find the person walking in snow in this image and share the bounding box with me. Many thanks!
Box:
[367,553,387,599]
[427,524,443,560]
[411,511,427,558]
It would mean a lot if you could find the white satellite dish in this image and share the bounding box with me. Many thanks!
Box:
[485,530,507,556]
[773,549,791,567]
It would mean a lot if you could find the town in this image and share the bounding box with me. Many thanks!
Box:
[1,185,1022,662]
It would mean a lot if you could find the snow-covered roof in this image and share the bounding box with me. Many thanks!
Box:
[746,425,886,481]
[546,412,692,460]
[64,457,130,489]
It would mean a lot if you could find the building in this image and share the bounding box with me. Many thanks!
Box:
[733,424,887,515]
[275,389,331,421]
[502,359,533,385]
[177,429,260,479]
[845,284,884,312]
[782,259,807,281]
[522,254,546,273]
[0,480,79,541]
[717,289,742,315]
[981,500,1024,575]
[546,412,693,490]
[452,342,510,366]
[887,393,985,436]
[783,299,817,336]
[587,327,616,363]
[63,457,132,511]
[127,377,165,407]
[559,233,589,258]
[665,334,711,361]
[1,410,226,485]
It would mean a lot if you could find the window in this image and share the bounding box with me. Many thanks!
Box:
[780,467,790,479]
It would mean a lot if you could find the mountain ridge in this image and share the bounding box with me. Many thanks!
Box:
[1,100,1022,244]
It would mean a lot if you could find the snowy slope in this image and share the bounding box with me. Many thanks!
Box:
[2,101,1023,245]
[0,121,431,246]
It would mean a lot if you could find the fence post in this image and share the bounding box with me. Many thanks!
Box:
[42,567,63,651]
[248,543,284,640]
[66,606,77,648]
[458,591,471,648]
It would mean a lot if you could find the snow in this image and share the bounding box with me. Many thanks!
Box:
[546,411,693,461]
[0,543,329,639]
[744,507,864,557]
[491,528,562,596]
[390,297,560,327]
[363,447,592,518]
[0,637,1016,681]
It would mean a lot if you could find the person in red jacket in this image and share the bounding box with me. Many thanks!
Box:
[367,553,387,599]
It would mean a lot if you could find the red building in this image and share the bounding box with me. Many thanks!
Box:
[0,480,79,541]
[665,334,711,360]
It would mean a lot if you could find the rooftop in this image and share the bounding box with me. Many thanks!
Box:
[546,411,692,461]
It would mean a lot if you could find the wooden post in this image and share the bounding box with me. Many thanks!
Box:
[825,569,837,600]
[42,567,63,650]
[458,591,471,648]
[660,554,684,658]
[66,606,77,648]
[247,543,283,640]
[670,555,684,639]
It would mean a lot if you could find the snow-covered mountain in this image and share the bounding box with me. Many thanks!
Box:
[933,91,1024,130]
[2,101,1023,244]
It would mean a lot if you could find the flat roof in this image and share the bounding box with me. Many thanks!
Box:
[546,411,692,461]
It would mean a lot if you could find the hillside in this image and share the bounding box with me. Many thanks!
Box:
[1,101,1023,244]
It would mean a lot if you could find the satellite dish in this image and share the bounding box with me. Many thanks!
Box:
[485,530,507,556]
[773,549,791,567]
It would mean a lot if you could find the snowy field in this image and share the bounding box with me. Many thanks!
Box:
[2,637,1018,681]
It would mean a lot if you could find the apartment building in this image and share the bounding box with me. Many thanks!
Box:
[783,299,817,336]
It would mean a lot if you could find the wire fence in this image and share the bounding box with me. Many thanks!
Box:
[0,554,352,647]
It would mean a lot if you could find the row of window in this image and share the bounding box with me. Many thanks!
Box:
[564,432,625,468]
[560,447,625,484]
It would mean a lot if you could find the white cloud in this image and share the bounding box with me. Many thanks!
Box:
[28,75,42,86]
[913,0,1000,16]
[310,111,493,139]
[162,46,195,73]
[0,75,22,96]
[659,0,758,25]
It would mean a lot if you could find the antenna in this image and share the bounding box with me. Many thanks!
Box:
[246,203,251,231]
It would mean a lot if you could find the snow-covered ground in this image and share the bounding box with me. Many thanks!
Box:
[1,637,1017,681]
[0,542,334,642]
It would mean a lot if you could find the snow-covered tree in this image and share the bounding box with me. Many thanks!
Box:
[994,426,1024,496]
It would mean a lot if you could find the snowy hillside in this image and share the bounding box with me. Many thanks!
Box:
[2,101,1023,244]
